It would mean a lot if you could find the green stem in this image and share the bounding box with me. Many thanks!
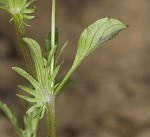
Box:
[46,0,57,137]
[13,14,35,77]
[55,66,75,95]
[13,14,38,136]
[50,0,56,93]
[46,96,56,137]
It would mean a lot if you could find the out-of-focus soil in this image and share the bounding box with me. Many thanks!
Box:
[1,0,150,137]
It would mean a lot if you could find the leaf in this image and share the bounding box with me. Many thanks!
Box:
[18,85,37,96]
[48,65,61,89]
[23,38,45,85]
[56,41,69,64]
[26,104,40,114]
[43,57,48,68]
[16,94,37,103]
[0,101,21,136]
[47,45,57,66]
[55,18,127,95]
[13,61,61,119]
[45,27,59,58]
[45,32,51,57]
[55,27,59,46]
[73,18,127,67]
[56,76,73,90]
[49,83,60,92]
[21,112,39,137]
[34,105,46,119]
[12,67,41,91]
[22,14,35,20]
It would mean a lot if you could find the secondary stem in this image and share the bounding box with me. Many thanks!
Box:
[13,14,35,77]
[46,0,57,137]
[50,0,56,92]
[55,67,75,95]
[13,14,38,137]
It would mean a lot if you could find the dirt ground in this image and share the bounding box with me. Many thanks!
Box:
[1,0,150,137]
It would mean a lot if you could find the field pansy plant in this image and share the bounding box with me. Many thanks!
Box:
[0,0,127,137]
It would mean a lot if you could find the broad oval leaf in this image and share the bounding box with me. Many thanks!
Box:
[55,18,126,94]
[73,17,127,67]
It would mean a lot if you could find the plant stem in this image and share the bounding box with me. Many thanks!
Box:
[46,0,57,137]
[51,0,56,93]
[55,67,75,95]
[46,96,56,137]
[13,14,38,136]
[13,14,35,77]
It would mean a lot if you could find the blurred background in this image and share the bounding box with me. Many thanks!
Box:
[1,0,150,137]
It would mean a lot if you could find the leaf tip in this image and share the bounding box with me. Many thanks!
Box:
[12,67,17,71]
[18,85,22,89]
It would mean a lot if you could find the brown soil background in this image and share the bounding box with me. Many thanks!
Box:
[1,0,150,137]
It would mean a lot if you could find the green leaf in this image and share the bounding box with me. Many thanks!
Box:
[16,94,37,103]
[55,27,59,46]
[26,104,40,114]
[45,28,59,58]
[23,38,45,85]
[13,62,61,118]
[34,105,46,119]
[21,112,39,137]
[73,17,127,67]
[0,101,21,136]
[18,85,37,97]
[47,45,57,67]
[55,18,127,95]
[50,83,60,92]
[45,32,51,57]
[56,76,73,90]
[12,67,41,91]
[48,65,60,89]
[43,57,48,69]
[56,41,68,64]
[22,14,35,20]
